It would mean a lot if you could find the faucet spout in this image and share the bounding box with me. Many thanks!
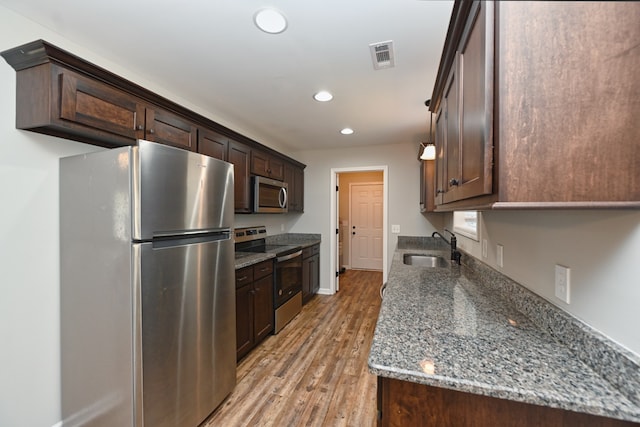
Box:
[432,229,462,265]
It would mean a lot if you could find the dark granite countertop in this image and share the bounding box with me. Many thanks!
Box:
[368,237,640,423]
[234,233,321,270]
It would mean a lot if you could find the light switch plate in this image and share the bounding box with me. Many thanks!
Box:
[391,224,400,233]
[555,264,571,304]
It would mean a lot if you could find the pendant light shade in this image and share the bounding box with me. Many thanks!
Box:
[420,142,436,160]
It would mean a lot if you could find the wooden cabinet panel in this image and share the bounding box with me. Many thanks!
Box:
[430,1,639,210]
[235,260,274,361]
[302,244,320,304]
[59,71,144,140]
[251,149,285,181]
[228,141,252,213]
[253,275,274,343]
[198,129,228,161]
[437,1,493,206]
[284,162,305,213]
[377,376,637,427]
[145,108,197,151]
[235,282,253,361]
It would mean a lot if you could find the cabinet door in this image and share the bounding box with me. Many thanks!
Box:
[302,256,312,303]
[457,0,493,200]
[441,1,493,205]
[145,108,197,151]
[228,141,252,213]
[293,166,304,212]
[59,71,145,140]
[251,150,270,178]
[251,150,285,181]
[442,62,461,204]
[284,163,305,212]
[252,275,274,343]
[434,108,446,206]
[268,156,285,181]
[198,129,228,161]
[310,254,320,295]
[235,283,253,361]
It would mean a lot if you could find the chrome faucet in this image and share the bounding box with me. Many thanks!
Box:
[431,229,462,265]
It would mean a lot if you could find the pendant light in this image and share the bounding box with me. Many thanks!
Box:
[420,107,436,160]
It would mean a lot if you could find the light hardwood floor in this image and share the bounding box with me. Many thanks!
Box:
[203,269,383,427]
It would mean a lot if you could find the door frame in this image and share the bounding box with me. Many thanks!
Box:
[330,166,388,294]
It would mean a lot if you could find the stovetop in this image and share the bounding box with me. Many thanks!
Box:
[234,226,301,257]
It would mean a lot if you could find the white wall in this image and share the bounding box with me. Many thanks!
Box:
[291,143,445,293]
[449,210,640,356]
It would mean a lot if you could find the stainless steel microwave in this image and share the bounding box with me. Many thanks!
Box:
[253,176,288,213]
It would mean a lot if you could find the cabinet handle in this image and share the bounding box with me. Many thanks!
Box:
[136,125,143,131]
[237,275,249,282]
[449,178,460,186]
[149,128,155,134]
[436,189,444,194]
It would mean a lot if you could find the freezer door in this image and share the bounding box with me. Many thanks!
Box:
[136,236,236,427]
[133,139,234,240]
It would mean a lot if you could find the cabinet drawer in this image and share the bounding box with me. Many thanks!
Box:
[235,266,254,288]
[253,260,274,280]
[303,244,320,259]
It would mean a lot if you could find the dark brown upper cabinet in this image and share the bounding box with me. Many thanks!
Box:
[251,149,285,181]
[228,140,252,213]
[144,107,197,151]
[1,39,305,189]
[284,162,304,213]
[430,1,640,210]
[197,129,229,161]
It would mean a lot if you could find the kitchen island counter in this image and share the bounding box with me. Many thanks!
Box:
[369,237,640,424]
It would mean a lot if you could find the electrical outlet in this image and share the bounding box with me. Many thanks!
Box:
[496,244,504,267]
[555,265,571,304]
[482,239,488,258]
[391,224,400,233]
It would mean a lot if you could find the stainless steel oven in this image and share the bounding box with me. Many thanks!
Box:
[235,226,302,334]
[274,249,302,333]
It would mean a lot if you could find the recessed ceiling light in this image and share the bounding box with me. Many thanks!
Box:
[340,128,354,135]
[254,9,288,34]
[313,91,333,102]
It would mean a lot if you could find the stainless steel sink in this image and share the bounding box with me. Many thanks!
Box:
[402,253,449,268]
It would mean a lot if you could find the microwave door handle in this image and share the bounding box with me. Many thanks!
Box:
[279,187,288,208]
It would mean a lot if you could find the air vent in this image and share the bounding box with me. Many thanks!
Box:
[369,40,395,70]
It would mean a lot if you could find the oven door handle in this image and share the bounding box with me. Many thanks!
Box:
[276,250,302,262]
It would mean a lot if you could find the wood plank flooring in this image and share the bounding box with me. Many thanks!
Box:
[203,269,383,427]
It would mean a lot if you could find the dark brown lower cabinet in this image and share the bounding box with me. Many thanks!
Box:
[302,244,320,304]
[236,260,274,361]
[377,377,638,427]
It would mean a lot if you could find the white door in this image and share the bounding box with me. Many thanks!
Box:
[350,183,383,270]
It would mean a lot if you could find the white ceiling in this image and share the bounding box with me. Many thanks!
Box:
[1,0,453,153]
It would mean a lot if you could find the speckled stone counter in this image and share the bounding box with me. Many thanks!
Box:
[368,237,640,423]
[234,233,321,270]
[266,232,321,249]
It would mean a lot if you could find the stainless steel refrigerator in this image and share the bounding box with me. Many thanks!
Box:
[60,140,235,427]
